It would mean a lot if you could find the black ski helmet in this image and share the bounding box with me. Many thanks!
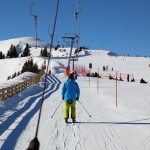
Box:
[68,73,74,79]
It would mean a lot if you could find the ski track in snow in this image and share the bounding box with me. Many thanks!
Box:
[0,75,61,150]
[41,77,149,150]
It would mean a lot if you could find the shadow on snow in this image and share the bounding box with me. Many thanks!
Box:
[0,75,61,150]
[76,118,150,125]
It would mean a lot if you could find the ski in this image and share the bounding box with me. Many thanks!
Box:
[72,123,75,126]
[64,119,76,126]
[65,122,76,126]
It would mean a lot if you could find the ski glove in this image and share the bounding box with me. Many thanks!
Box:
[27,137,40,150]
[76,97,79,101]
[62,97,64,100]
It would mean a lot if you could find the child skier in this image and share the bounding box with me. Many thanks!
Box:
[61,73,80,123]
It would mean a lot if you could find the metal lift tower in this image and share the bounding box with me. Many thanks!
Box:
[62,34,79,76]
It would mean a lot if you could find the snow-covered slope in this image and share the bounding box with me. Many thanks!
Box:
[0,37,150,150]
[0,56,45,82]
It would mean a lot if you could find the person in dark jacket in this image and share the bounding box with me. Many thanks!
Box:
[140,78,147,84]
[62,73,80,123]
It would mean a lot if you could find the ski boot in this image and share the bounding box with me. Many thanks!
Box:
[72,118,76,123]
[64,118,68,123]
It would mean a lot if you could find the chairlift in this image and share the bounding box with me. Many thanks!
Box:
[74,12,79,20]
[34,15,38,22]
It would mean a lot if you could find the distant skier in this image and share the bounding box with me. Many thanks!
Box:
[119,73,123,81]
[106,65,108,71]
[140,78,147,84]
[127,74,129,82]
[109,74,114,80]
[103,66,105,71]
[62,73,80,123]
[131,78,135,82]
[119,77,123,81]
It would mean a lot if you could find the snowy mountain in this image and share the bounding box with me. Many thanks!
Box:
[0,36,48,55]
[0,37,150,150]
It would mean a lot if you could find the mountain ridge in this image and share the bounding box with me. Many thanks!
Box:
[0,36,48,55]
[0,36,118,56]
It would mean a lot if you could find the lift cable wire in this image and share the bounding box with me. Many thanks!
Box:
[35,0,60,138]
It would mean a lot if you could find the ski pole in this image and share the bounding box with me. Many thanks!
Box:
[78,101,91,117]
[51,101,63,118]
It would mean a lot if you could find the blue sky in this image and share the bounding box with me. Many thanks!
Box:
[0,0,150,56]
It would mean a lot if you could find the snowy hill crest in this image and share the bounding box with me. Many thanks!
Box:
[0,36,48,55]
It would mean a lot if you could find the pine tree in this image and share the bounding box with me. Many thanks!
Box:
[12,46,18,58]
[33,63,39,73]
[7,76,11,80]
[12,72,17,79]
[17,71,21,76]
[21,61,29,73]
[7,44,13,58]
[40,46,48,57]
[22,43,30,57]
[2,53,5,59]
[6,45,18,58]
[0,52,3,59]
[40,49,43,56]
[21,59,40,73]
[43,46,48,57]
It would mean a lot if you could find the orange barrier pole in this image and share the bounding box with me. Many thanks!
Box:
[65,68,70,76]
